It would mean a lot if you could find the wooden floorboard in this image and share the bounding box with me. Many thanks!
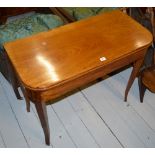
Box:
[0,74,50,148]
[104,73,155,147]
[115,68,155,131]
[144,91,155,114]
[0,79,28,148]
[0,66,155,147]
[19,88,76,148]
[0,130,5,148]
[51,99,99,148]
[66,91,122,147]
[30,103,76,148]
[81,82,145,147]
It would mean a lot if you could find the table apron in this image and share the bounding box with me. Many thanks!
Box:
[27,48,148,103]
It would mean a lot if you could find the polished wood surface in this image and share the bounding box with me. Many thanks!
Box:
[4,10,152,91]
[0,7,64,83]
[4,10,153,145]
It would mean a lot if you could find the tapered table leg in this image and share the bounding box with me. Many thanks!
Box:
[6,54,23,100]
[20,85,30,112]
[124,59,144,101]
[12,81,23,100]
[35,100,50,145]
[138,75,146,103]
[25,92,30,112]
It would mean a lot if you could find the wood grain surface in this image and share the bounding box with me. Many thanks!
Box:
[4,10,152,94]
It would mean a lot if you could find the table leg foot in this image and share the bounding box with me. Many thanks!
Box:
[11,72,23,100]
[25,96,30,112]
[6,56,22,100]
[35,101,50,145]
[20,86,30,112]
[124,59,143,102]
[138,76,146,103]
[13,86,23,100]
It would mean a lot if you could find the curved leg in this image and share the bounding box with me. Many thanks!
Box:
[124,59,143,101]
[138,76,146,103]
[9,62,23,100]
[35,101,50,145]
[12,83,23,100]
[25,92,30,112]
[20,86,30,112]
[12,76,23,100]
[6,55,23,100]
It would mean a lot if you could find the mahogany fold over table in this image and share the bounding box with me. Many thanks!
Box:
[4,10,152,145]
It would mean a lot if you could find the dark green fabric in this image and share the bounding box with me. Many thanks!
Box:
[89,7,102,13]
[36,14,64,29]
[63,7,118,21]
[0,13,64,49]
[63,7,75,17]
[74,8,95,20]
[97,7,117,14]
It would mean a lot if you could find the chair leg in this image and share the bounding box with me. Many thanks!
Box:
[5,52,23,100]
[20,85,30,112]
[9,67,23,100]
[124,59,143,101]
[138,76,146,103]
[12,84,23,100]
[35,101,50,145]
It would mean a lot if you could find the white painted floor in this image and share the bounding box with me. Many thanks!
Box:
[0,67,155,148]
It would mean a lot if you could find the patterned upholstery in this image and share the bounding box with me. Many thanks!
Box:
[0,13,64,49]
[63,7,75,17]
[63,7,118,21]
[74,8,95,20]
[97,7,117,14]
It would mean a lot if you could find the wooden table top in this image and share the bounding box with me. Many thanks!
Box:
[4,10,152,91]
